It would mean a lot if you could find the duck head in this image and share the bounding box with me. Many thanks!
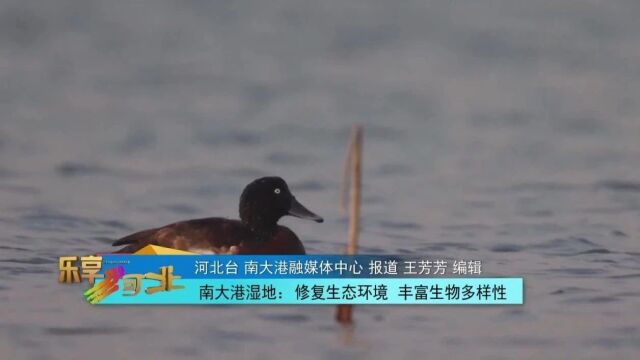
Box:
[239,177,323,236]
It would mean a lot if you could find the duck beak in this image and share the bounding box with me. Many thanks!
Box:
[288,197,324,223]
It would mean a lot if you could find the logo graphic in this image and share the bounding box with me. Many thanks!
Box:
[84,266,125,304]
[122,265,185,296]
[59,256,104,284]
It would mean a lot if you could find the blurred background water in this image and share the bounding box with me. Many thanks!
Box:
[1,1,639,359]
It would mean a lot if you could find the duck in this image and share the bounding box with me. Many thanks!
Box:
[111,176,323,254]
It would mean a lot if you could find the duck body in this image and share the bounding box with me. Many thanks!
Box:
[112,177,322,255]
[112,217,305,254]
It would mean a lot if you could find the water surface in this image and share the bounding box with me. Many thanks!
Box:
[1,1,639,359]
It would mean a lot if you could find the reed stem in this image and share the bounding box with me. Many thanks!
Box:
[336,124,363,324]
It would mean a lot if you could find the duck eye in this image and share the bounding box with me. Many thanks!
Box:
[274,188,281,194]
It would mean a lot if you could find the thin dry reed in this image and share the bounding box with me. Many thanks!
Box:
[336,124,363,324]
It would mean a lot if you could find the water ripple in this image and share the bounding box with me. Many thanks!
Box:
[596,180,640,193]
[44,326,129,336]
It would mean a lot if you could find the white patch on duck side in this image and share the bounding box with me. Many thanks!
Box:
[187,246,240,255]
[187,247,219,254]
